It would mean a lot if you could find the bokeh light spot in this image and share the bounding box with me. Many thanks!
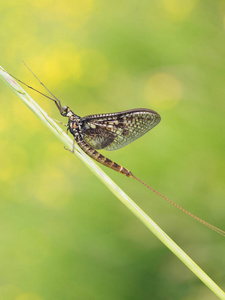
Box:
[29,50,82,86]
[145,73,183,109]
[0,115,7,132]
[16,293,43,300]
[33,0,94,30]
[162,0,197,20]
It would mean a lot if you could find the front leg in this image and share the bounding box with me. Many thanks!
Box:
[64,137,76,153]
[51,117,68,127]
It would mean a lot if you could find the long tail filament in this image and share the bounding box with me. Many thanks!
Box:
[132,174,225,237]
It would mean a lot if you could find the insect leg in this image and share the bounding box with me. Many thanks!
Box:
[51,118,68,127]
[64,137,76,153]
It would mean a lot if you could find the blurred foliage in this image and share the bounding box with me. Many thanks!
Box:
[0,0,225,299]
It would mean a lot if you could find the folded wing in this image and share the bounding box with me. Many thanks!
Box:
[81,108,161,151]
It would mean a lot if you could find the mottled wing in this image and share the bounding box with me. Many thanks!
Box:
[81,108,161,151]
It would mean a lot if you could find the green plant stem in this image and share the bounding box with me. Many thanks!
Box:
[0,66,224,299]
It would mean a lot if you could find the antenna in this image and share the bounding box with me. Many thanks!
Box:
[7,71,56,103]
[21,61,63,113]
[7,62,64,114]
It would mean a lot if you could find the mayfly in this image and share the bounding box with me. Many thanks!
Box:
[6,63,225,237]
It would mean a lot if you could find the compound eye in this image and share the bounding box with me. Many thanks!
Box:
[61,106,69,116]
[62,106,68,112]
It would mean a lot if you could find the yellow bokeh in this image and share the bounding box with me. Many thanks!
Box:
[28,49,82,86]
[145,73,183,109]
[162,0,197,20]
[16,293,43,300]
[33,0,93,16]
[32,0,94,30]
[26,48,109,88]
[0,113,7,133]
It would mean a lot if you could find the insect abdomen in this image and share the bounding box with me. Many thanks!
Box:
[77,139,133,177]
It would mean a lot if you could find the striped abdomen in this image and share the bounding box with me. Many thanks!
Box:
[77,138,133,177]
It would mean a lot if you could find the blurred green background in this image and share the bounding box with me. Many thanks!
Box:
[0,0,225,299]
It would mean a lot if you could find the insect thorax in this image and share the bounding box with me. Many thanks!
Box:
[68,114,82,138]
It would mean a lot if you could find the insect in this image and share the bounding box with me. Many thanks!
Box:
[10,64,161,178]
[60,107,160,177]
[5,63,225,237]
